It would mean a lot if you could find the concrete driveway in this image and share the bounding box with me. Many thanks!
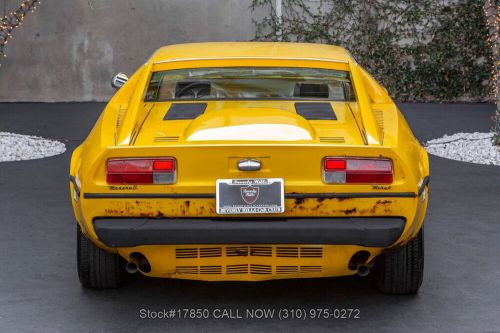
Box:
[0,102,499,332]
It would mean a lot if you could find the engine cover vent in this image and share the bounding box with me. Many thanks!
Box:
[319,136,345,143]
[154,136,179,143]
[295,102,337,120]
[164,103,207,120]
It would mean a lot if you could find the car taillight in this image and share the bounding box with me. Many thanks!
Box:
[106,158,176,184]
[323,157,393,184]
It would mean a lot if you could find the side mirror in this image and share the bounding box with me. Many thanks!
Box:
[111,72,129,89]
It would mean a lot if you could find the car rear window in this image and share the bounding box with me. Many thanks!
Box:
[144,67,355,101]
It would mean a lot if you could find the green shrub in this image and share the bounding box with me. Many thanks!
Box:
[251,0,492,102]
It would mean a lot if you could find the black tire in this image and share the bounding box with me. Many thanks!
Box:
[77,225,125,289]
[374,228,424,294]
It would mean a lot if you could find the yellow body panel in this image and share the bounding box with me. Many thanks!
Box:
[70,42,429,281]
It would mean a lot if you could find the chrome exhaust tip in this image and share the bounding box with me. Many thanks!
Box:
[126,262,138,274]
[348,250,371,277]
[356,264,370,277]
[126,252,151,274]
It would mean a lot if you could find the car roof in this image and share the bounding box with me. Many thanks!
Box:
[150,42,352,64]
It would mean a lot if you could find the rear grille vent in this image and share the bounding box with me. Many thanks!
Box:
[249,246,272,257]
[200,247,222,258]
[176,246,323,259]
[154,136,179,143]
[276,266,322,274]
[176,266,199,274]
[226,246,272,257]
[175,264,322,275]
[300,266,322,273]
[276,247,299,257]
[250,264,272,275]
[277,247,323,258]
[176,247,223,258]
[226,246,249,257]
[116,107,126,129]
[373,109,384,130]
[226,264,249,274]
[300,247,323,258]
[176,266,222,274]
[175,248,199,258]
[319,136,345,143]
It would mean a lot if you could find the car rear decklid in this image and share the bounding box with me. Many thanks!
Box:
[131,101,366,146]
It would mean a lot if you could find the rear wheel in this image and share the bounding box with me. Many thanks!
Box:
[77,225,125,289]
[374,228,424,294]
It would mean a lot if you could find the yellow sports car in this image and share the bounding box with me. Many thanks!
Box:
[70,42,429,294]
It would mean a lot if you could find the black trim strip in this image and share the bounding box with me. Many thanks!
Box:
[286,192,416,199]
[69,176,80,197]
[346,103,368,145]
[84,193,215,199]
[418,176,430,196]
[83,192,416,199]
[144,97,355,103]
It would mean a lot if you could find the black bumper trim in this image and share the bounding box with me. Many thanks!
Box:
[93,217,406,248]
[69,176,80,197]
[417,176,430,196]
[83,192,416,199]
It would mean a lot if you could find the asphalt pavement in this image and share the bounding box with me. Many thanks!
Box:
[0,102,499,332]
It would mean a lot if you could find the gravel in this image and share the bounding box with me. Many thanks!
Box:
[426,132,500,166]
[0,132,66,162]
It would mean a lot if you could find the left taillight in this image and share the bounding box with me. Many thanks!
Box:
[323,157,393,184]
[106,158,176,184]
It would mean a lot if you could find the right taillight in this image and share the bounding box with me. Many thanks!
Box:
[323,157,393,184]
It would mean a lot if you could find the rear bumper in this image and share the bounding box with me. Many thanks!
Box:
[93,217,405,248]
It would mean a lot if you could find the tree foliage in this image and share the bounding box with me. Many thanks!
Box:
[251,0,492,102]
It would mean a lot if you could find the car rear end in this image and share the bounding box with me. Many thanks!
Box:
[70,43,429,292]
[72,139,428,281]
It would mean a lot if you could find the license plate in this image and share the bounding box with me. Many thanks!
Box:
[216,178,284,214]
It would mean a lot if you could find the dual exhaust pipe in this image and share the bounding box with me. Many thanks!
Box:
[126,252,151,274]
[348,250,372,277]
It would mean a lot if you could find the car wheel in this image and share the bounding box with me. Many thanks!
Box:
[374,227,424,294]
[77,225,125,289]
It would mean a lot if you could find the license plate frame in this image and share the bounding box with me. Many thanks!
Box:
[216,178,285,214]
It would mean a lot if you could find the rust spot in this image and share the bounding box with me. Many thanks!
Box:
[376,200,392,205]
[104,209,123,215]
[184,200,190,208]
[157,211,164,217]
[294,198,305,205]
[337,197,352,202]
[342,208,357,215]
[317,198,325,203]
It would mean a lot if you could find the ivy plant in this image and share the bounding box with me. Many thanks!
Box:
[251,0,492,102]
